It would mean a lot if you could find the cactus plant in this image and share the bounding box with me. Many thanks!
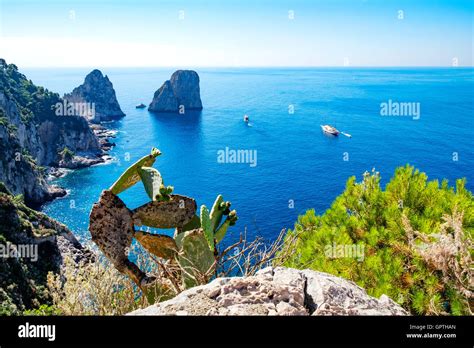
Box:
[175,228,216,288]
[132,194,196,228]
[200,205,214,251]
[215,210,238,243]
[89,147,238,296]
[109,147,161,195]
[134,231,177,260]
[137,166,163,201]
[209,195,225,231]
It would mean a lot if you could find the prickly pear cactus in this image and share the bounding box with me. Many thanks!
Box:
[210,194,225,231]
[175,228,216,288]
[137,166,163,201]
[110,147,161,195]
[132,195,196,228]
[89,190,148,286]
[88,147,238,296]
[134,231,177,260]
[215,210,238,243]
[200,205,214,251]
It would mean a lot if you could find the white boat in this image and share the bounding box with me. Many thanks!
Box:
[321,124,340,136]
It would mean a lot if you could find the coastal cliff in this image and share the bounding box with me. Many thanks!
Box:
[64,69,125,123]
[0,60,108,205]
[149,70,203,113]
[0,183,92,315]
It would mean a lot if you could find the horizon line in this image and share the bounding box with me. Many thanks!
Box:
[18,65,474,69]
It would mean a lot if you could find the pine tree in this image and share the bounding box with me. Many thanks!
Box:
[281,165,473,315]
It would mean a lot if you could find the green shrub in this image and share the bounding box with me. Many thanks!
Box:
[281,165,473,315]
[0,61,61,125]
[59,147,74,161]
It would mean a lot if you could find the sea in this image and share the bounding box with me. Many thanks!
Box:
[22,67,474,247]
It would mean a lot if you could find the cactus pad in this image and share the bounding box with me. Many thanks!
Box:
[138,166,163,201]
[132,194,197,228]
[110,147,161,195]
[175,228,216,288]
[89,190,148,286]
[200,205,214,251]
[134,231,178,260]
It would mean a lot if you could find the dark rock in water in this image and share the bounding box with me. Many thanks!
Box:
[149,70,203,113]
[0,184,92,314]
[149,81,178,112]
[64,69,125,123]
[58,155,105,169]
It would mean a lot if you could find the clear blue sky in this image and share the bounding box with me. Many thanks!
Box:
[0,0,472,67]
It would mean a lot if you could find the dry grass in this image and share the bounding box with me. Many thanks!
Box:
[216,228,299,277]
[403,207,473,315]
[46,242,175,315]
[46,230,297,315]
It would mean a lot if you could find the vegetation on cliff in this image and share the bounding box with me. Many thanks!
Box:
[0,59,102,205]
[0,182,90,315]
[0,60,61,124]
[281,165,473,315]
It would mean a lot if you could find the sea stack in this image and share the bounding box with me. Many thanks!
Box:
[64,69,125,123]
[149,70,203,113]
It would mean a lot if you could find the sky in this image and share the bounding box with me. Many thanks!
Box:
[0,0,472,68]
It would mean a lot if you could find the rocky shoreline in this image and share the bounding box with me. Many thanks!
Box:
[45,70,124,184]
[49,124,117,178]
[0,61,124,206]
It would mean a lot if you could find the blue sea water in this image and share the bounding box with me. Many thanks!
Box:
[24,67,474,247]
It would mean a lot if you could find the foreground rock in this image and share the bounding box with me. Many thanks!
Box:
[129,267,408,316]
[0,183,92,314]
[64,69,125,123]
[149,70,203,113]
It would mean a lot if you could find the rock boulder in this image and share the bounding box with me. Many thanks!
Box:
[128,267,408,316]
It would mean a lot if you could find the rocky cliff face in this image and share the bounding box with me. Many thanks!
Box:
[0,61,104,205]
[64,69,125,123]
[149,70,203,113]
[129,267,408,316]
[0,183,92,315]
[0,126,65,206]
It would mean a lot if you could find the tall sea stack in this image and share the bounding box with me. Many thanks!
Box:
[149,70,203,113]
[64,69,125,123]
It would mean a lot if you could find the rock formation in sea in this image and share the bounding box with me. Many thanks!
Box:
[0,183,92,315]
[149,70,203,113]
[64,69,125,123]
[129,267,408,316]
[0,60,105,206]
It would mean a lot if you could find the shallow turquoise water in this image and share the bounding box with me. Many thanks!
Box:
[24,67,474,246]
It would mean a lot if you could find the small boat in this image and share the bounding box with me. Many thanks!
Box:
[321,124,340,136]
[243,115,249,123]
[136,103,146,109]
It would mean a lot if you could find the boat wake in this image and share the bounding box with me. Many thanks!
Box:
[341,132,352,138]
